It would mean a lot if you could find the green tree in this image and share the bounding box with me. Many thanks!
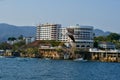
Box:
[12,40,25,51]
[0,42,12,50]
[8,37,16,41]
[94,41,98,48]
[93,33,120,49]
[94,36,107,42]
[107,33,120,41]
[18,35,24,40]
[25,47,38,55]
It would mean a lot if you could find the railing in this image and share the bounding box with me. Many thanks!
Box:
[89,48,120,53]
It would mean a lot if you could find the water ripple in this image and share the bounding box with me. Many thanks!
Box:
[0,58,120,80]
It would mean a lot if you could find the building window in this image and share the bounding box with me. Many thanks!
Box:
[81,45,85,48]
[87,45,90,48]
[76,45,80,47]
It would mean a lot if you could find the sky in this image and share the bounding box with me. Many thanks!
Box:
[0,0,120,33]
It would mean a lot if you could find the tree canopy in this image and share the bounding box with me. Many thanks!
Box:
[107,33,120,41]
[94,33,120,49]
[8,37,16,41]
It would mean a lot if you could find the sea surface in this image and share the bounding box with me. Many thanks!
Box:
[0,57,120,80]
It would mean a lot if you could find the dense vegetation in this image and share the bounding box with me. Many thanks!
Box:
[0,37,65,57]
[0,33,120,57]
[94,33,120,49]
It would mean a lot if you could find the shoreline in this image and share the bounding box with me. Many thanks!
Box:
[0,55,119,63]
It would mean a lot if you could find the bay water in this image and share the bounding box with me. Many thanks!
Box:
[0,57,120,80]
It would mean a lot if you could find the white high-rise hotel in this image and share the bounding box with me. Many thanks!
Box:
[36,23,94,48]
[36,23,61,40]
[67,25,94,48]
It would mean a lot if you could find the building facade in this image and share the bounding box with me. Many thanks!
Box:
[36,23,94,48]
[58,27,70,42]
[98,42,115,50]
[67,25,94,48]
[25,37,35,45]
[36,23,61,40]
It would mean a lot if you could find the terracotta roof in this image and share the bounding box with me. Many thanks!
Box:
[26,40,52,47]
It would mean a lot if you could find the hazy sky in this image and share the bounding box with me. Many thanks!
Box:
[0,0,120,33]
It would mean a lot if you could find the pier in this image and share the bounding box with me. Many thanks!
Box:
[89,48,120,62]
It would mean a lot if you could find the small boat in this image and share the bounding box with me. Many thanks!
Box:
[44,58,51,60]
[0,56,5,58]
[74,58,87,62]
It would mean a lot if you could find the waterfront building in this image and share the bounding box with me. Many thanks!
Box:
[98,42,115,50]
[4,49,12,56]
[25,37,35,44]
[67,24,94,49]
[36,23,61,40]
[39,44,61,59]
[36,23,94,49]
[89,48,120,62]
[0,50,5,56]
[7,40,17,45]
[58,27,70,42]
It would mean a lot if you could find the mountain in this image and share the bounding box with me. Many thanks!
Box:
[0,23,112,42]
[0,23,36,42]
[93,29,111,37]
